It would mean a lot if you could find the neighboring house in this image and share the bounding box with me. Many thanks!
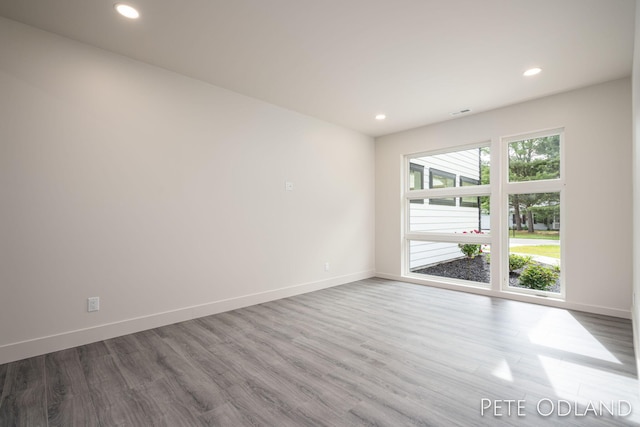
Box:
[409,149,483,270]
[507,212,560,231]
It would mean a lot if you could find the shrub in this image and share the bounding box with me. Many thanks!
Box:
[509,254,532,272]
[458,230,484,259]
[459,243,482,259]
[519,264,559,290]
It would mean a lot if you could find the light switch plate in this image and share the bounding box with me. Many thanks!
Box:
[88,297,100,312]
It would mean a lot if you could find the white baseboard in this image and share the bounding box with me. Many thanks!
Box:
[375,272,632,319]
[0,270,375,365]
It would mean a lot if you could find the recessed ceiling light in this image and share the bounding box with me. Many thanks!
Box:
[114,3,140,19]
[375,114,386,120]
[523,67,542,77]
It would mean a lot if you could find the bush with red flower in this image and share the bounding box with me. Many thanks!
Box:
[458,230,484,259]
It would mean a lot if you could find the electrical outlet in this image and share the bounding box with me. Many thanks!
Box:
[87,297,100,312]
[324,262,330,272]
[285,181,294,191]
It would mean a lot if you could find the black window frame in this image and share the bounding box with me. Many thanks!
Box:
[429,168,456,206]
[459,176,480,208]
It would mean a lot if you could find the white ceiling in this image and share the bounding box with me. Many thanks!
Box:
[0,0,635,136]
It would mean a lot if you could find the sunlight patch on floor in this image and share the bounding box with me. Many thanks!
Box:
[528,311,621,364]
[538,355,638,410]
[491,358,514,382]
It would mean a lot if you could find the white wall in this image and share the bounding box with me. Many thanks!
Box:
[0,17,375,364]
[632,0,640,379]
[376,78,632,317]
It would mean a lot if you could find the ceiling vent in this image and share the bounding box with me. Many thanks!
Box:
[450,108,471,116]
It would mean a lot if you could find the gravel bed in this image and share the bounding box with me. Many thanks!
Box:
[413,254,560,293]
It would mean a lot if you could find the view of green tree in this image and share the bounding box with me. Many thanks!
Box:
[508,136,560,233]
[509,135,560,182]
[509,193,560,233]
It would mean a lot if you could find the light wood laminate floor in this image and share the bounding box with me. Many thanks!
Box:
[0,278,638,426]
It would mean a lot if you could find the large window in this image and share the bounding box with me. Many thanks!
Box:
[505,131,563,297]
[404,129,563,298]
[405,145,491,286]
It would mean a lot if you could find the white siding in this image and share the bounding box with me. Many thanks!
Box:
[409,241,462,269]
[409,204,479,233]
[408,148,481,269]
[412,148,480,181]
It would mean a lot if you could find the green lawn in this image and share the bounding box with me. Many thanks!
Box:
[509,230,559,240]
[510,245,560,259]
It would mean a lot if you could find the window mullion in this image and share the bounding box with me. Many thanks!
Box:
[505,180,564,194]
[406,232,491,244]
[406,184,490,199]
